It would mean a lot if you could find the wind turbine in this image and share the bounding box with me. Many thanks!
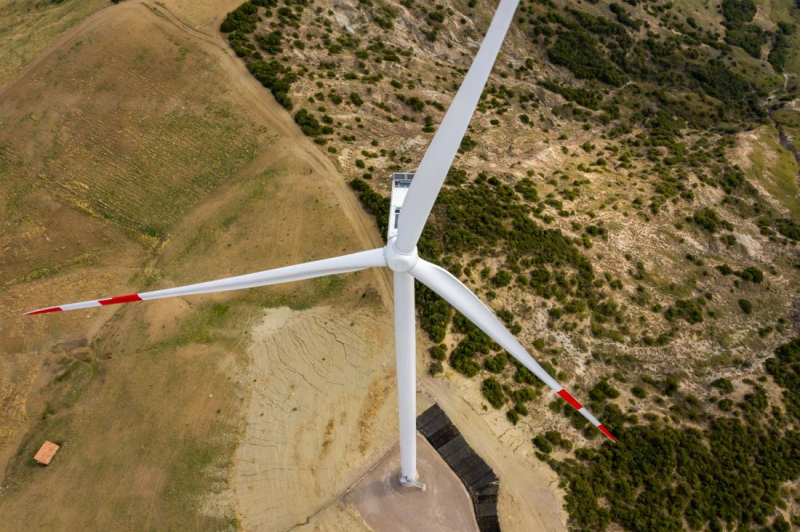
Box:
[26,0,614,490]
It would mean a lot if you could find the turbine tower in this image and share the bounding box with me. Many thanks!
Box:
[26,0,614,489]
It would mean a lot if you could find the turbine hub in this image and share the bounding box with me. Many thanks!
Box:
[385,238,419,272]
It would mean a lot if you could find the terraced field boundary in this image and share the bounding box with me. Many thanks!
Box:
[417,404,501,532]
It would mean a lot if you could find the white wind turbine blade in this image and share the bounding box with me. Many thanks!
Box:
[410,259,615,441]
[395,0,520,253]
[25,248,387,315]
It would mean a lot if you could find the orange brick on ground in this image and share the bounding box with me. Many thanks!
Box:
[34,441,60,465]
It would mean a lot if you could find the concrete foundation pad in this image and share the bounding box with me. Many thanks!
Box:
[344,434,479,532]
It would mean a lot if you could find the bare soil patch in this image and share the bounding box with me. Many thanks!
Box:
[233,305,397,531]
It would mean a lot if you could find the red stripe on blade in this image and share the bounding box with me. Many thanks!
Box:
[557,389,582,410]
[25,307,62,315]
[598,425,616,442]
[99,294,142,305]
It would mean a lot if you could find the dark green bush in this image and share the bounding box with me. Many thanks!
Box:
[690,208,731,233]
[736,266,763,283]
[349,92,364,106]
[548,29,627,87]
[738,298,753,314]
[429,344,447,361]
[481,377,506,409]
[256,30,283,54]
[506,409,520,425]
[711,378,734,394]
[765,338,800,421]
[220,2,259,33]
[533,434,553,454]
[721,0,757,25]
[491,270,513,288]
[631,385,647,399]
[589,379,621,402]
[664,299,704,324]
[483,352,507,373]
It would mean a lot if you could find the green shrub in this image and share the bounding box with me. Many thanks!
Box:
[349,92,364,106]
[256,30,283,54]
[458,135,476,152]
[711,378,734,394]
[491,270,512,287]
[725,24,766,58]
[544,430,572,451]
[717,397,734,411]
[349,178,389,236]
[539,79,602,109]
[481,377,506,409]
[294,109,323,136]
[515,178,539,201]
[589,379,621,402]
[721,0,756,25]
[506,409,519,425]
[510,386,536,404]
[429,344,447,361]
[483,352,507,373]
[247,59,296,109]
[550,417,800,531]
[548,29,627,87]
[220,3,259,33]
[738,298,753,314]
[736,266,763,283]
[764,338,800,421]
[690,208,731,233]
[533,434,553,453]
[664,299,704,324]
[661,376,679,397]
[716,264,734,275]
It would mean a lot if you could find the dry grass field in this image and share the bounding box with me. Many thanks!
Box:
[0,0,109,86]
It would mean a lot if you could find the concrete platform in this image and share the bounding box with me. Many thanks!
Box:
[344,434,479,532]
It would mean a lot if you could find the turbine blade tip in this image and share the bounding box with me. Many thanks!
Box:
[598,425,616,442]
[25,307,62,316]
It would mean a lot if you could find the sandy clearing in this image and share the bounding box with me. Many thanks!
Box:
[293,500,372,531]
[232,306,397,531]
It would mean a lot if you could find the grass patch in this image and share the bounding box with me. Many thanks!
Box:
[0,0,108,86]
[746,126,800,218]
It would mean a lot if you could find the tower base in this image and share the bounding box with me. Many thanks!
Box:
[399,474,426,491]
[344,434,478,532]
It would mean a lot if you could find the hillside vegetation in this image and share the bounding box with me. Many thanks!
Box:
[221,0,800,529]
